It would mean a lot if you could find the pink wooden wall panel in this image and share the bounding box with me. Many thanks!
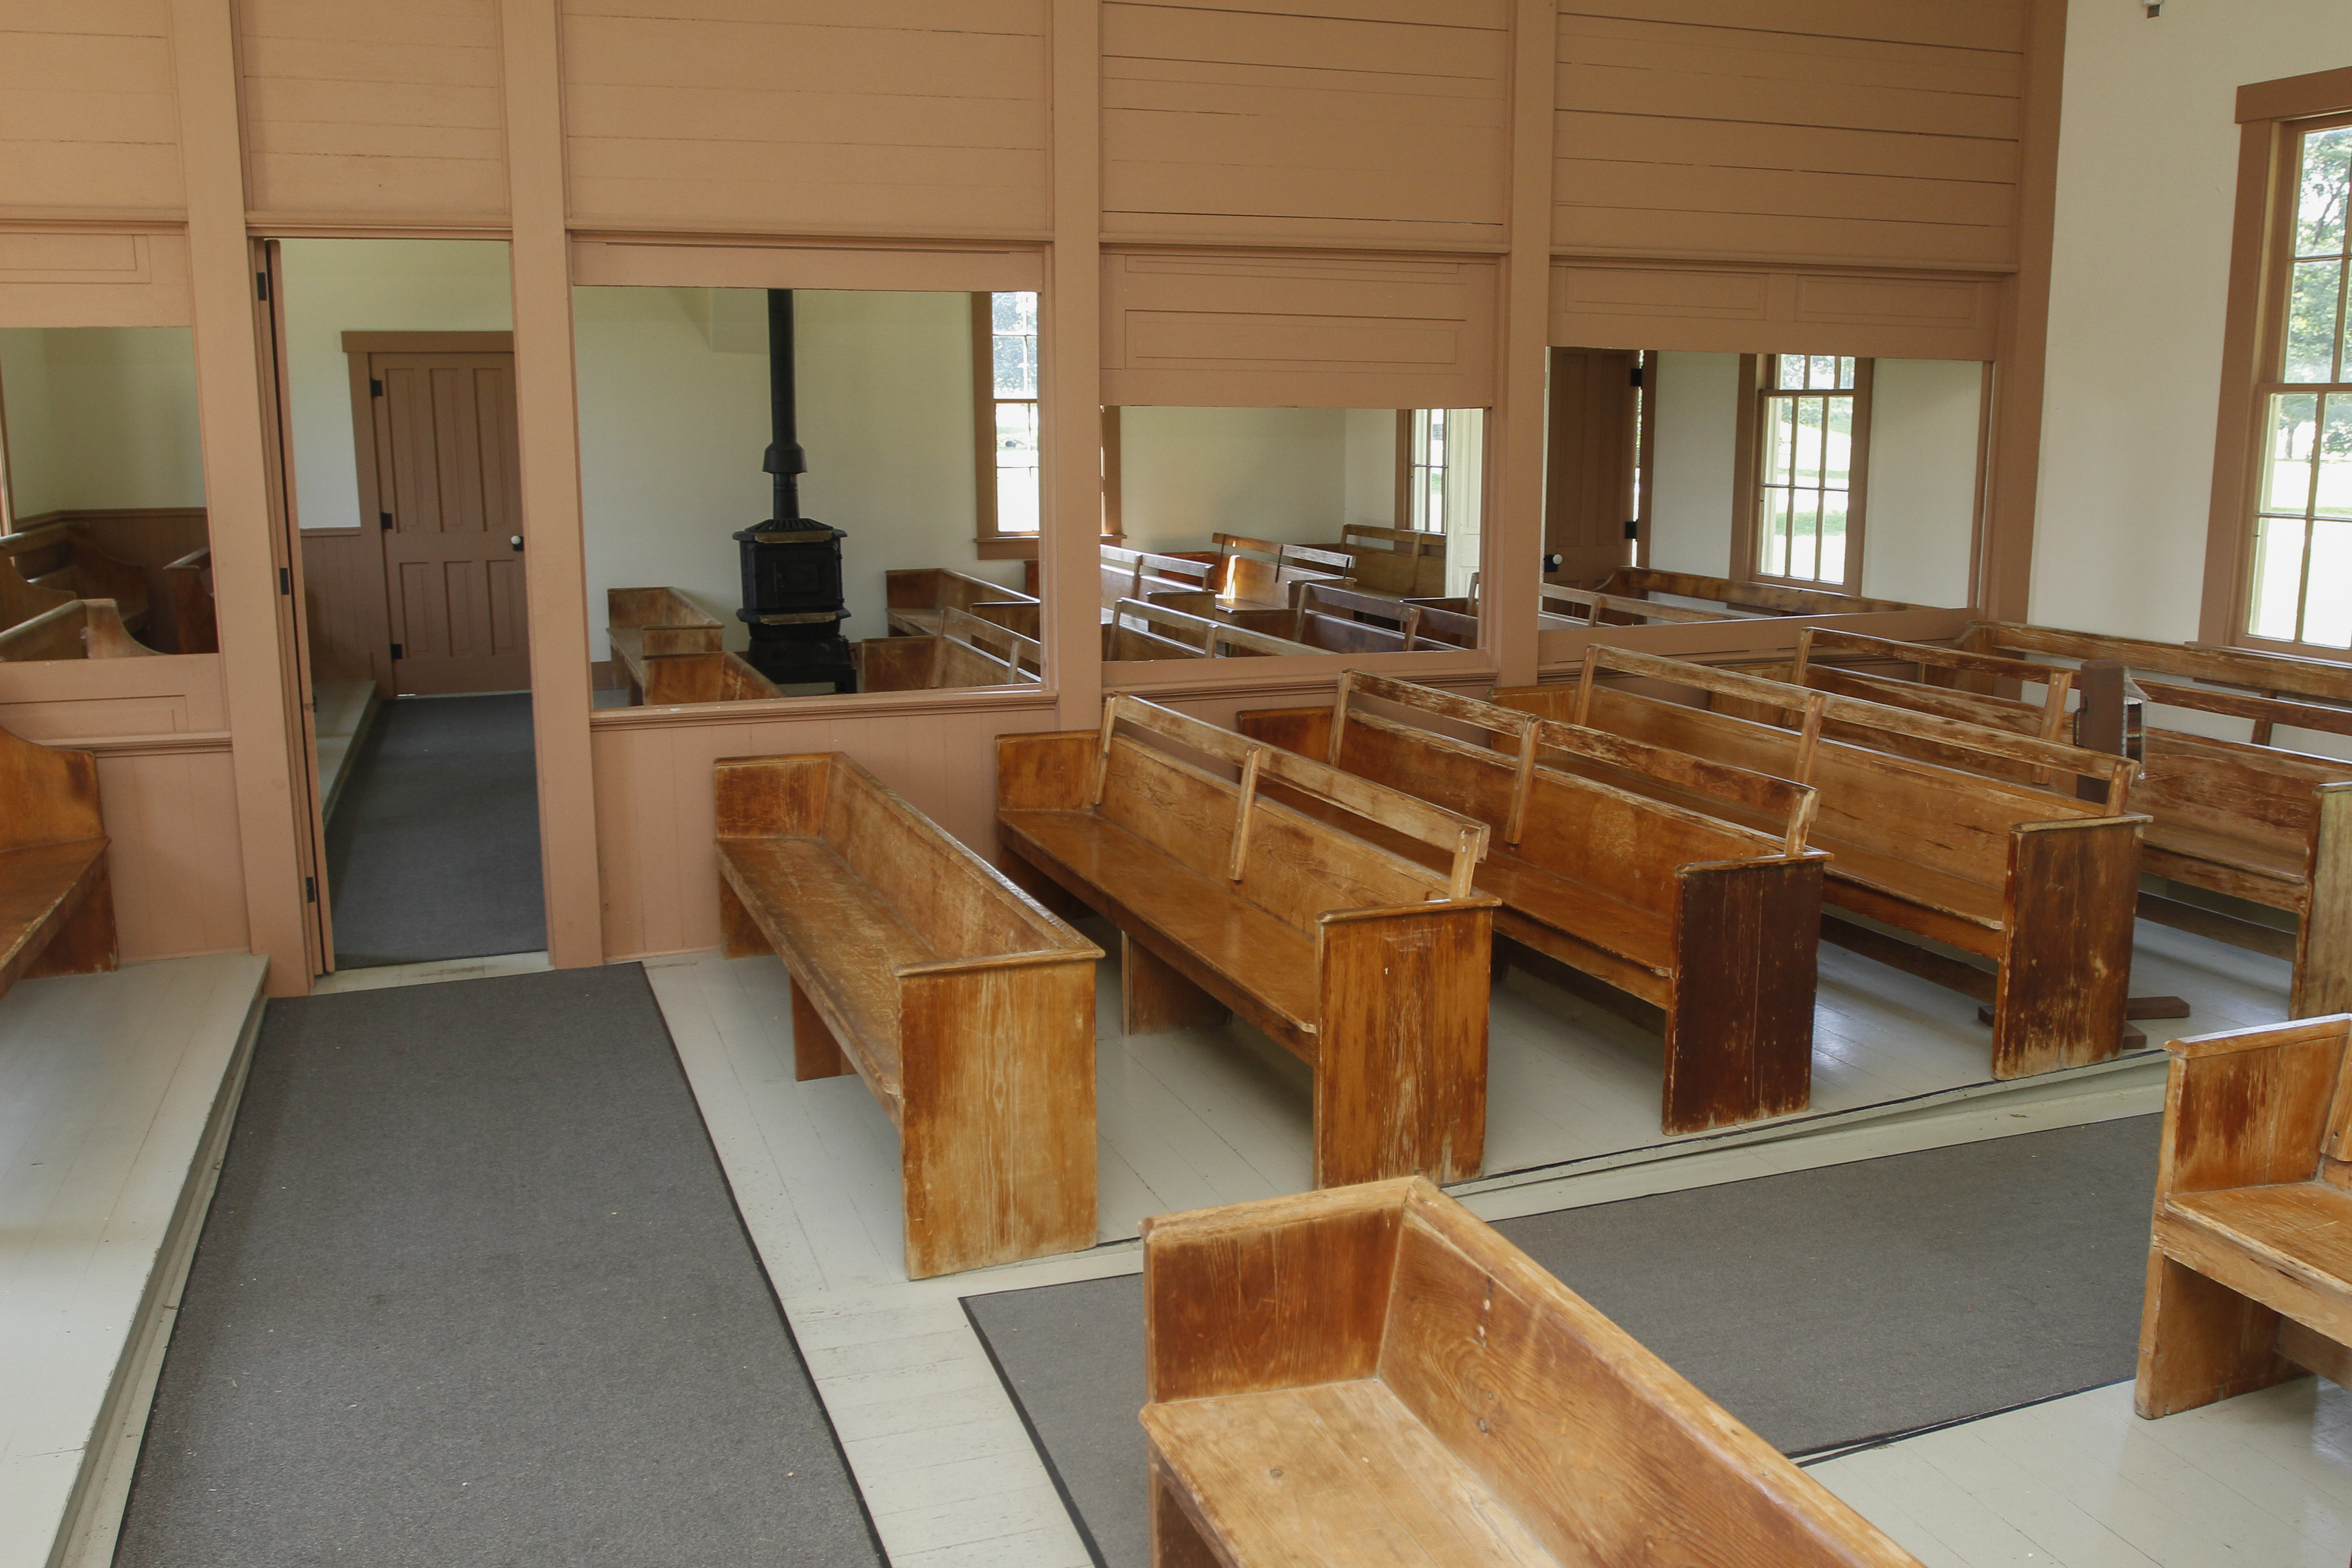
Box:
[0,0,183,215]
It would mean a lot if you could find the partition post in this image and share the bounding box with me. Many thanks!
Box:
[501,0,604,968]
[1486,0,1560,687]
[1045,0,1105,727]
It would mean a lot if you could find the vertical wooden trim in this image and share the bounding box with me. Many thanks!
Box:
[971,291,1000,540]
[499,0,603,968]
[1978,0,2067,619]
[1967,356,1996,610]
[2201,120,2293,644]
[1489,0,1556,686]
[171,0,314,996]
[344,349,397,696]
[1727,353,1761,580]
[1393,407,1413,525]
[1045,0,1103,727]
[1101,405,1123,539]
[1633,350,1656,568]
[1841,356,1874,595]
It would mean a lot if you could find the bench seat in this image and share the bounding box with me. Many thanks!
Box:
[1816,836,2005,935]
[2163,1183,2352,1302]
[2144,817,2308,899]
[1144,1379,1560,1566]
[0,723,116,1002]
[1474,853,1672,979]
[0,838,108,994]
[998,808,1320,1047]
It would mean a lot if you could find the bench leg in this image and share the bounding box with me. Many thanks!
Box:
[1661,859,1818,1134]
[1992,819,2139,1078]
[1121,933,1228,1037]
[25,860,117,980]
[2136,1250,2298,1418]
[791,975,850,1082]
[1151,1453,1222,1568]
[1314,907,1490,1187]
[717,874,768,960]
[1001,849,1090,926]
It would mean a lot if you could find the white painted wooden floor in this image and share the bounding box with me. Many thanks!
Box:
[0,955,267,1568]
[644,911,2319,1568]
[310,679,377,820]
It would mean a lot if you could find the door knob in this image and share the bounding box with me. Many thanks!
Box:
[510,534,524,551]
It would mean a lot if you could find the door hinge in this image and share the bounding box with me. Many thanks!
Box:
[304,875,317,904]
[278,566,291,596]
[370,377,384,398]
[1624,519,1641,540]
[390,642,404,662]
[379,512,393,531]
[1629,365,1643,388]
[256,270,270,302]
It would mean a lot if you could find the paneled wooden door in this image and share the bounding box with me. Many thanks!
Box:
[1545,347,1641,587]
[367,351,528,694]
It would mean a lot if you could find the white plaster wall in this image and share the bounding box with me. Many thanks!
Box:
[1863,359,1984,608]
[1115,406,1352,553]
[574,287,998,651]
[0,327,202,517]
[1645,351,1739,576]
[277,239,514,532]
[1341,407,1397,529]
[2035,0,2352,637]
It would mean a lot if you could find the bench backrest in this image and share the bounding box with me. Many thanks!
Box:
[0,599,151,662]
[608,586,725,656]
[885,566,1036,617]
[1967,619,2352,708]
[0,719,103,851]
[1598,566,1917,617]
[1543,583,1735,625]
[1107,597,1316,659]
[1101,545,1215,613]
[1298,583,1478,647]
[1092,696,1484,932]
[2137,728,2349,857]
[1207,533,1346,607]
[642,650,783,705]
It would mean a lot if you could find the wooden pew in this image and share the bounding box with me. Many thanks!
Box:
[1494,648,2149,1079]
[1205,532,1347,610]
[1240,671,1827,1133]
[0,719,117,1003]
[2,519,152,630]
[1298,523,1448,598]
[0,599,156,662]
[1792,627,2352,1017]
[1102,597,1320,661]
[857,608,1044,693]
[885,566,1037,636]
[1292,581,1480,648]
[165,546,217,653]
[2134,1014,2352,1418]
[1963,619,2352,715]
[1100,544,1217,622]
[1143,1178,1925,1568]
[998,694,1497,1186]
[608,586,725,702]
[638,650,785,706]
[717,750,1103,1278]
[1594,567,1921,617]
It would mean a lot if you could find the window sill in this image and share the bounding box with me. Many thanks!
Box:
[975,536,1039,561]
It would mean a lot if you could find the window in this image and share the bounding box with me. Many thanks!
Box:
[2246,116,2352,651]
[1744,353,1870,591]
[973,291,1039,555]
[1399,408,1454,532]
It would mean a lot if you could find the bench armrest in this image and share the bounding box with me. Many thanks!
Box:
[1142,1181,1416,1404]
[2155,1016,2352,1202]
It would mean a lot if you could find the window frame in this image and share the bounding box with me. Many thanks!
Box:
[2206,87,2352,655]
[971,292,1119,558]
[1395,408,1458,534]
[1729,353,1872,595]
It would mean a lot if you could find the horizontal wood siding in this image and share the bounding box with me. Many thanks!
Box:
[1102,0,1512,246]
[300,529,389,689]
[237,0,510,221]
[0,230,192,325]
[0,0,182,215]
[560,0,1050,235]
[1554,2,2027,269]
[591,698,1066,960]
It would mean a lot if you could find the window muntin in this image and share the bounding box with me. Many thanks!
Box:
[1756,354,1859,586]
[1405,407,1451,533]
[2249,122,2352,649]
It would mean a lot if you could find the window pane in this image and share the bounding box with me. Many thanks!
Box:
[1765,400,1796,485]
[2286,259,2343,382]
[994,400,1039,534]
[2307,518,2352,647]
[1760,491,1791,576]
[1776,355,1805,391]
[1788,492,1820,580]
[1836,357,1857,389]
[2321,394,2352,519]
[1808,355,1837,390]
[1794,397,1824,487]
[992,291,1036,335]
[2263,393,2321,513]
[1825,396,1853,488]
[2298,126,2352,257]
[1820,497,1848,583]
[1428,407,1448,466]
[2249,514,2308,640]
[992,333,1036,399]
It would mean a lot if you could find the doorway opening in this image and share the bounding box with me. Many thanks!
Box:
[269,238,546,974]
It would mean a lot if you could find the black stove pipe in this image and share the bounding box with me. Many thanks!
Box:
[762,288,808,525]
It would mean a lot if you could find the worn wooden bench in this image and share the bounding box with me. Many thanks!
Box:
[0,599,155,662]
[1143,1177,1924,1568]
[1100,544,1217,621]
[1152,584,1437,655]
[1794,627,2352,1017]
[1593,566,1921,618]
[716,750,1102,1278]
[638,650,785,704]
[1102,597,1319,661]
[858,608,1042,693]
[608,586,724,700]
[1288,581,1480,649]
[999,694,1497,1186]
[1302,523,1448,598]
[3,519,152,630]
[885,566,1036,637]
[1239,671,1826,1133]
[1199,532,1349,610]
[0,719,117,1004]
[2134,1013,2352,1418]
[1495,648,2148,1079]
[164,546,216,653]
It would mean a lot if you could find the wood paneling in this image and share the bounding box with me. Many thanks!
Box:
[570,237,1043,292]
[0,0,183,216]
[1550,260,1998,357]
[0,230,191,326]
[589,695,1066,961]
[300,528,388,688]
[1103,250,1499,407]
[559,0,1050,236]
[1101,0,1511,246]
[237,0,510,222]
[1554,3,2028,270]
[0,653,249,962]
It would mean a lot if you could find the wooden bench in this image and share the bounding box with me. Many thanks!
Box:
[1202,532,1347,610]
[1100,544,1217,622]
[608,587,725,701]
[1801,627,2352,1017]
[1494,648,2148,1079]
[636,650,785,705]
[2135,1013,2352,1419]
[165,546,217,653]
[1143,1177,1924,1568]
[885,566,1037,637]
[716,750,1103,1278]
[1153,584,1437,655]
[3,519,152,630]
[1289,581,1480,649]
[1240,671,1827,1132]
[0,719,117,1004]
[857,608,1043,693]
[1102,597,1319,661]
[1303,523,1448,598]
[1593,567,1921,618]
[0,599,155,662]
[998,694,1497,1186]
